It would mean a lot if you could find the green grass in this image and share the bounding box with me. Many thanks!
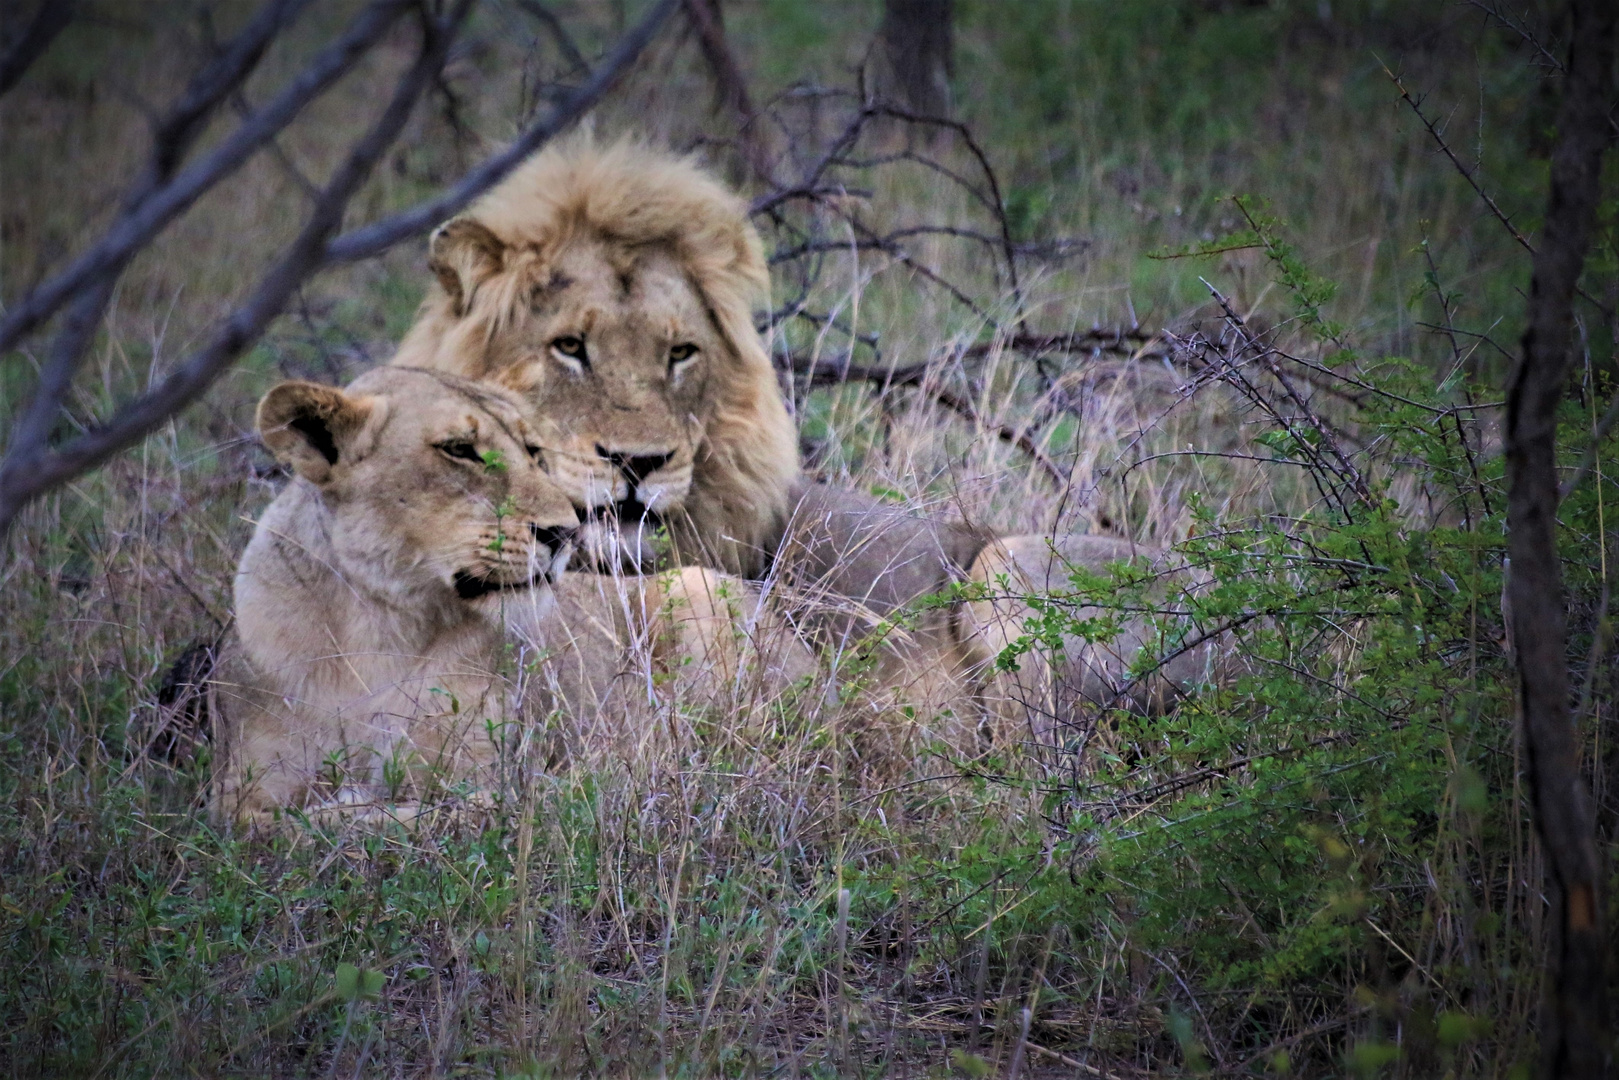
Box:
[3,1,1614,1076]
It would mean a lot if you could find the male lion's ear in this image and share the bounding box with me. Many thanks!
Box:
[428,218,505,316]
[256,381,386,485]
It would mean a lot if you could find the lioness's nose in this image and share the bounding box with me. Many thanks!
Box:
[596,446,673,484]
[530,523,576,552]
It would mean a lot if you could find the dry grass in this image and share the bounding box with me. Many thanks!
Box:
[1,3,1583,1077]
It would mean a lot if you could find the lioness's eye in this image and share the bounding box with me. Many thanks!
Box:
[551,336,588,366]
[524,443,545,465]
[436,440,481,463]
[669,343,699,368]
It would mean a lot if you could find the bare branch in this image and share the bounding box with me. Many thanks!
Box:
[142,0,316,190]
[1384,63,1536,254]
[1385,60,1615,321]
[683,0,751,119]
[1201,279,1373,508]
[0,0,75,97]
[0,0,682,535]
[0,0,411,357]
[323,0,680,264]
[4,0,314,467]
[1467,0,1565,72]
[0,0,475,534]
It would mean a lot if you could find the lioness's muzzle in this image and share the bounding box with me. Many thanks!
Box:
[453,523,576,599]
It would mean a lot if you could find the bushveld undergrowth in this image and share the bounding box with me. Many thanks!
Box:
[4,2,1616,1077]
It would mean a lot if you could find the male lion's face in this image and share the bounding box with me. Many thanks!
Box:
[257,368,579,617]
[474,239,723,571]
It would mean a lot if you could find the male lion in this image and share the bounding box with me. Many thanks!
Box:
[772,488,1221,743]
[214,367,812,824]
[393,138,797,578]
[392,137,1215,746]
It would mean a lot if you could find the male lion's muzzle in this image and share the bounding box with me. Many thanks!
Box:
[569,443,692,574]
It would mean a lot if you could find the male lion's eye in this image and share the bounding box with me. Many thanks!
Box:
[668,343,699,369]
[551,336,588,367]
[436,440,481,464]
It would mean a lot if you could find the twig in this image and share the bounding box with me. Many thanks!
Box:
[1466,1,1563,72]
[1559,387,1619,502]
[1023,1041,1125,1079]
[1201,279,1373,509]
[1384,61,1613,320]
[1384,62,1535,255]
[865,104,1023,318]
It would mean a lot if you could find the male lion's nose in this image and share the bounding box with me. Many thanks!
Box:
[596,445,673,485]
[530,523,576,552]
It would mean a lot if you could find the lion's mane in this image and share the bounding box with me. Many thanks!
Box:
[395,139,799,576]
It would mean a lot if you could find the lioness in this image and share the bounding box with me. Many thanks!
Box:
[214,367,812,823]
[212,368,579,823]
[394,138,797,578]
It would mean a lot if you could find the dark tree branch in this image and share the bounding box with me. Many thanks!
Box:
[0,0,411,358]
[683,0,750,120]
[323,0,679,264]
[143,0,315,189]
[0,0,680,536]
[682,0,770,179]
[1504,0,1614,1073]
[0,0,75,97]
[0,1,475,537]
[5,0,313,467]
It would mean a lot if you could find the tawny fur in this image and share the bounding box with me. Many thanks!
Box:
[212,368,579,824]
[393,138,799,578]
[772,484,1222,749]
[215,366,814,824]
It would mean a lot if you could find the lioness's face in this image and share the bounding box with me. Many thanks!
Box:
[258,368,579,615]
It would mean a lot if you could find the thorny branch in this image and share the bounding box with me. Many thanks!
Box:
[1385,61,1614,321]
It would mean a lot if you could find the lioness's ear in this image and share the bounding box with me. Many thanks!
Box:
[428,218,505,316]
[256,381,387,485]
